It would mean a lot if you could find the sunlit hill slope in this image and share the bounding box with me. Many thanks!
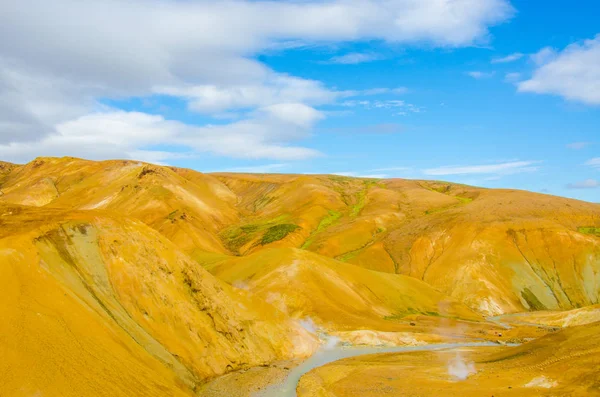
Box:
[1,156,599,396]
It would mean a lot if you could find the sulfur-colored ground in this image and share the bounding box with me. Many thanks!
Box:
[298,322,600,397]
[196,360,300,397]
[1,157,600,397]
[2,157,599,318]
[493,305,600,328]
[0,204,317,397]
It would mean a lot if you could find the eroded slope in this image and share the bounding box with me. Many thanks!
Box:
[0,204,316,397]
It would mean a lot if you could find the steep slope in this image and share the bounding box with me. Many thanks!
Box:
[382,187,600,315]
[298,321,600,396]
[0,204,316,397]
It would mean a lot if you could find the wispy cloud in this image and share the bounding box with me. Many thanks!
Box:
[326,52,384,65]
[567,142,592,150]
[567,179,599,189]
[491,52,524,63]
[586,158,600,168]
[332,171,387,179]
[423,160,540,176]
[504,72,522,83]
[342,99,422,114]
[467,71,496,79]
[216,163,289,173]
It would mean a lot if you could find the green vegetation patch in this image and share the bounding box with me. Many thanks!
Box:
[383,309,448,321]
[337,249,361,263]
[317,210,342,231]
[301,210,342,249]
[521,288,547,311]
[456,196,473,204]
[220,215,292,253]
[351,180,377,217]
[260,224,300,245]
[578,227,600,236]
[424,207,447,215]
[220,227,254,252]
[167,210,179,220]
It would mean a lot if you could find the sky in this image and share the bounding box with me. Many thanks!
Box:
[0,0,599,202]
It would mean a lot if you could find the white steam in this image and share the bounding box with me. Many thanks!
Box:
[298,317,339,350]
[298,318,317,334]
[447,352,476,381]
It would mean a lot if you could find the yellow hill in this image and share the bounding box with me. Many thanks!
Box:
[206,247,530,346]
[0,204,316,397]
[1,157,599,318]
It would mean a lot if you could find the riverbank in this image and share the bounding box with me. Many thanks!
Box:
[297,322,600,396]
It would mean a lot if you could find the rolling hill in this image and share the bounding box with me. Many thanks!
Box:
[2,157,599,317]
[1,156,600,396]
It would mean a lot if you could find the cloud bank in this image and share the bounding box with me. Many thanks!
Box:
[0,0,514,163]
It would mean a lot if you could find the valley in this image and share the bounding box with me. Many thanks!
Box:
[1,157,599,396]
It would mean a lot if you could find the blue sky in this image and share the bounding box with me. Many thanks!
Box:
[1,0,599,202]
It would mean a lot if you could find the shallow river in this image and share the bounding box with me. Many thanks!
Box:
[255,342,499,397]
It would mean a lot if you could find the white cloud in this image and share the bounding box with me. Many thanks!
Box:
[423,160,540,176]
[519,35,600,105]
[216,164,289,173]
[332,171,387,179]
[586,158,600,168]
[504,72,522,82]
[467,71,496,79]
[327,52,384,64]
[0,109,322,163]
[156,75,339,114]
[566,142,591,150]
[0,0,513,161]
[567,179,599,189]
[529,47,557,65]
[259,103,324,128]
[343,99,422,113]
[491,52,524,63]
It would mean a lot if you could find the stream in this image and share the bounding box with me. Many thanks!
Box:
[255,342,500,397]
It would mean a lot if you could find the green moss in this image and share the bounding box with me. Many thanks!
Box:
[261,224,300,245]
[351,180,374,217]
[521,288,547,311]
[318,210,342,231]
[578,227,600,236]
[220,227,253,252]
[240,224,260,233]
[337,249,361,263]
[424,207,447,215]
[384,309,454,321]
[302,210,342,249]
[456,196,473,204]
[383,308,420,320]
[220,215,293,253]
[167,210,179,220]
